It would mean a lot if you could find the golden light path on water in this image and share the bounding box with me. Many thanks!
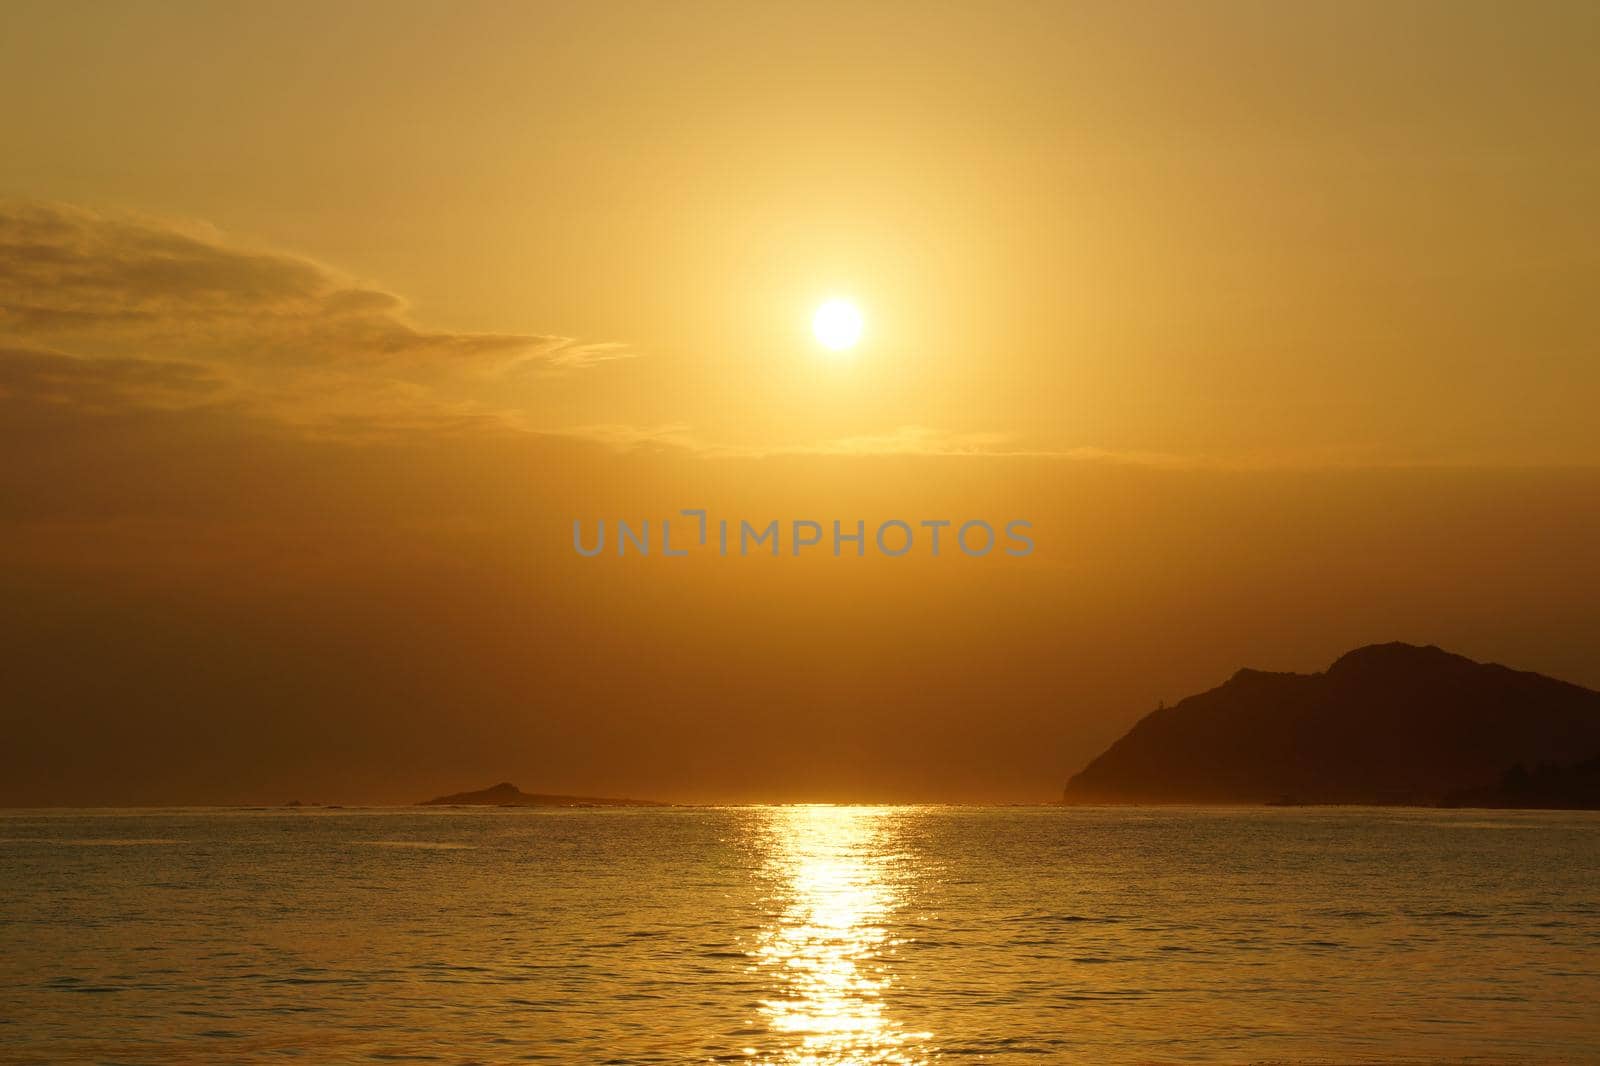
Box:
[748,806,930,1065]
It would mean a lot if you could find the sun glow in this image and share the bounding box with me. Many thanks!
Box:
[812,299,864,351]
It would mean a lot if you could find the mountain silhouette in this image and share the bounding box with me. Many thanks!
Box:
[1064,643,1600,806]
[419,782,665,807]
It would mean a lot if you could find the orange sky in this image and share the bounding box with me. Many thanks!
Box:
[1,2,1598,803]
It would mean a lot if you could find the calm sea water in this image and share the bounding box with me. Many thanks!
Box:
[1,806,1597,1064]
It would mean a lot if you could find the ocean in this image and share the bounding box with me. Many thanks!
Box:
[1,805,1596,1064]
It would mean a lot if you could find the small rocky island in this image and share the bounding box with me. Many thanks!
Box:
[1064,643,1600,808]
[419,782,665,808]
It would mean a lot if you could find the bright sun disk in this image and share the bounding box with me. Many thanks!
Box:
[813,299,863,351]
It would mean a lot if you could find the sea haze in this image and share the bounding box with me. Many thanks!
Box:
[2,806,1597,1064]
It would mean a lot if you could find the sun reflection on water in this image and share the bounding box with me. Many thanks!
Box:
[750,806,929,1065]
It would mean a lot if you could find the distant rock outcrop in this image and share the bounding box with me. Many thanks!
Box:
[419,781,665,807]
[1064,643,1600,807]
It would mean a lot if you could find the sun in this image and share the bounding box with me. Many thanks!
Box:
[813,299,864,351]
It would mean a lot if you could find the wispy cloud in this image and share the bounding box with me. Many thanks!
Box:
[0,201,632,434]
[564,421,1052,458]
[0,344,229,413]
[562,422,704,452]
[790,425,1022,457]
[560,421,1439,469]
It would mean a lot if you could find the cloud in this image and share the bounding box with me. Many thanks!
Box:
[491,336,638,377]
[794,425,1022,457]
[561,421,1199,463]
[0,202,324,327]
[562,422,705,453]
[0,200,632,435]
[562,423,1029,457]
[561,420,1427,469]
[0,345,229,413]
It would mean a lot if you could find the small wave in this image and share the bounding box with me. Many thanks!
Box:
[1001,911,1122,925]
[33,838,182,847]
[1402,908,1491,920]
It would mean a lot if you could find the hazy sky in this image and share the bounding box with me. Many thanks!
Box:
[2,1,1598,803]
